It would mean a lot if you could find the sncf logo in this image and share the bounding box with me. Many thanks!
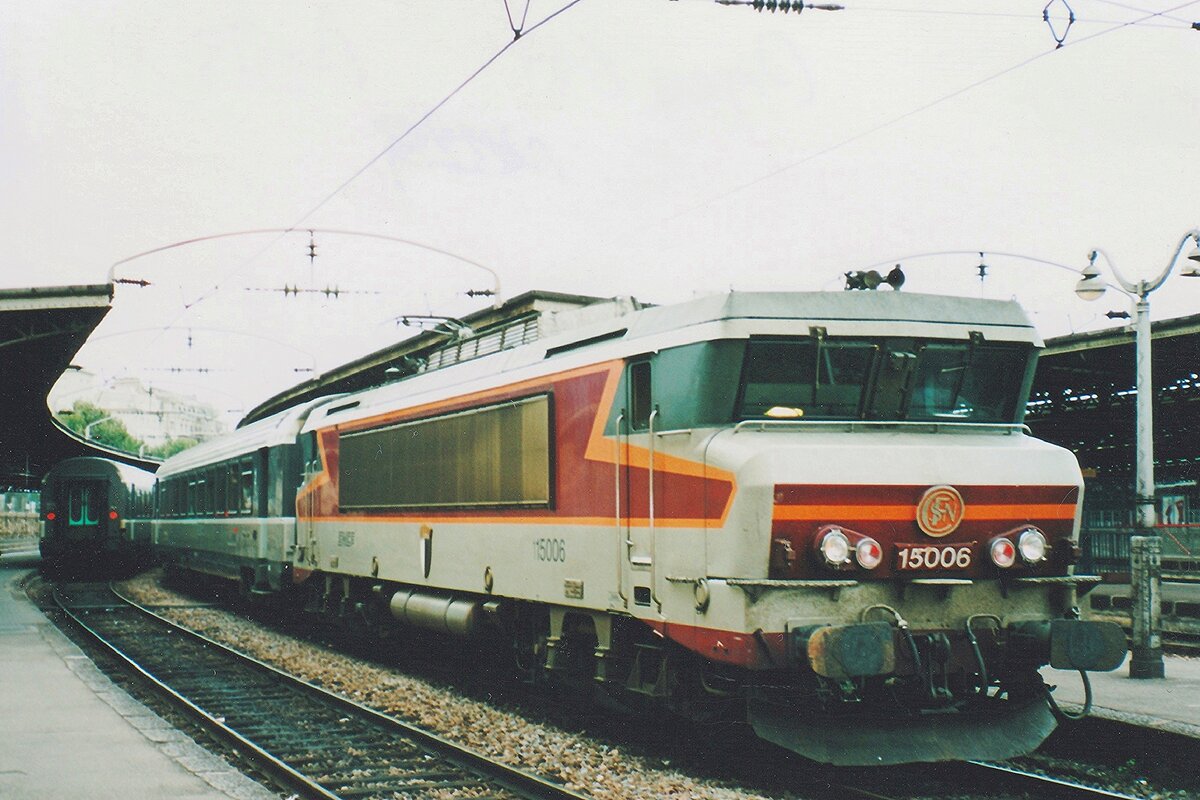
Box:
[916,485,964,538]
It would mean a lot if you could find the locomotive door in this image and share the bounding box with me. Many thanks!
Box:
[299,432,320,567]
[621,359,658,610]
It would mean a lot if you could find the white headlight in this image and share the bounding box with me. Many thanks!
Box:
[990,537,1016,568]
[820,529,851,566]
[1018,529,1048,564]
[855,537,883,569]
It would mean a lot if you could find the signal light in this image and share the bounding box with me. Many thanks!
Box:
[990,537,1016,568]
[814,525,884,571]
[855,537,883,569]
[45,511,56,521]
[819,529,851,566]
[1018,529,1048,564]
[108,510,119,521]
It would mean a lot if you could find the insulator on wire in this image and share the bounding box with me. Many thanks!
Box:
[1043,0,1075,48]
[714,0,843,13]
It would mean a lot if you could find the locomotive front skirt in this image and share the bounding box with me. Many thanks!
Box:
[147,291,1125,766]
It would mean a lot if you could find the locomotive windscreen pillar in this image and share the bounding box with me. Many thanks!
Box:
[1129,535,1164,679]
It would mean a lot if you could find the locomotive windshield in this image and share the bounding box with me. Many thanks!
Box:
[735,336,1031,423]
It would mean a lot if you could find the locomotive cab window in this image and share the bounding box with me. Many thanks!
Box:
[736,336,1032,423]
[906,342,1028,422]
[737,338,876,420]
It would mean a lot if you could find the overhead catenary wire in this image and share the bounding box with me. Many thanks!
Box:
[838,2,1191,29]
[164,0,587,321]
[665,0,1200,222]
[1087,0,1197,24]
[289,0,588,231]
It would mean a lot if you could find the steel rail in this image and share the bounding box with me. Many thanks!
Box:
[961,761,1141,800]
[828,753,1144,800]
[837,760,1141,800]
[53,582,590,800]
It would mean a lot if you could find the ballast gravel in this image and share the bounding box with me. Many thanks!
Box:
[119,571,795,800]
[118,571,1196,800]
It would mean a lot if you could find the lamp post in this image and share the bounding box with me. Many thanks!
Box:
[82,415,116,440]
[1075,229,1200,679]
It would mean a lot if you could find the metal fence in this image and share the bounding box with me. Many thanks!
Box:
[1081,524,1200,580]
[0,511,38,549]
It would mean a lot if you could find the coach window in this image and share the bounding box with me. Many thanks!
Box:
[630,361,653,430]
[68,486,98,526]
[239,459,255,515]
[213,465,227,515]
[227,465,239,514]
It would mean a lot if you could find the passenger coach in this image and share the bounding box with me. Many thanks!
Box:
[39,456,154,572]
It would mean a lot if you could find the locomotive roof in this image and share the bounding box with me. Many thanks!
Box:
[511,291,1041,368]
[301,291,1041,434]
[618,291,1037,341]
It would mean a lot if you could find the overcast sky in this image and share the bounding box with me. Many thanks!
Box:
[3,1,1198,420]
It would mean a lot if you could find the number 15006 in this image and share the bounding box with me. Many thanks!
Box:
[534,537,566,563]
[896,544,972,571]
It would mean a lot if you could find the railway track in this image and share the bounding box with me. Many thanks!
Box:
[48,579,1164,800]
[835,760,1142,800]
[52,582,589,800]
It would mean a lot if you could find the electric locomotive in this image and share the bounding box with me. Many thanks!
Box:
[39,456,155,573]
[153,291,1127,765]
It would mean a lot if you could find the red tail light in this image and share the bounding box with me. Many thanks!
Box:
[990,537,1016,568]
[855,537,884,569]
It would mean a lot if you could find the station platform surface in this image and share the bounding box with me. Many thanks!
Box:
[1043,653,1200,738]
[0,549,277,800]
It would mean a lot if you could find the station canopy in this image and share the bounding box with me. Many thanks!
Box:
[1028,313,1200,487]
[0,284,157,489]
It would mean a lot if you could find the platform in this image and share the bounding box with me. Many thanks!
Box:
[0,549,277,800]
[1043,654,1200,739]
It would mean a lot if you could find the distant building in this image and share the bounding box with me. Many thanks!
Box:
[50,371,226,448]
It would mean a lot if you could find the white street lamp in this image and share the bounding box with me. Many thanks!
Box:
[1075,229,1200,680]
